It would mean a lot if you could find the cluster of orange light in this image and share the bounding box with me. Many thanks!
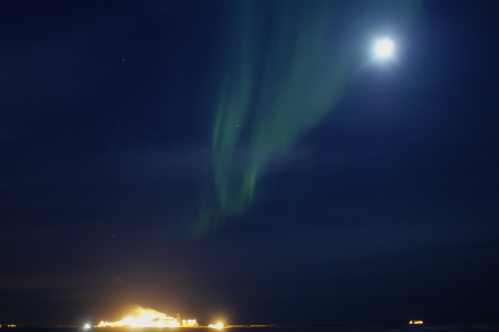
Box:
[95,306,222,329]
[208,322,224,329]
[97,307,185,328]
[409,320,423,325]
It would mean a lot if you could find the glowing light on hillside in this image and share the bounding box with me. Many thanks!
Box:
[208,322,224,329]
[409,320,423,325]
[96,306,197,328]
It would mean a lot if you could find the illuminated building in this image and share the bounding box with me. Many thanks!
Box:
[176,313,199,328]
[96,306,202,328]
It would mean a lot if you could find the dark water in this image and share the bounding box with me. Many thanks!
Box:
[6,325,499,332]
[226,326,499,332]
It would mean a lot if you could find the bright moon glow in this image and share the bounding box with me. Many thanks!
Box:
[374,38,394,58]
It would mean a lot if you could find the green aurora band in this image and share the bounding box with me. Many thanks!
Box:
[196,0,420,235]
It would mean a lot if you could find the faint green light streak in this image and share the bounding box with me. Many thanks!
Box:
[195,0,420,236]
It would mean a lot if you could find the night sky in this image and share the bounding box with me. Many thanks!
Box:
[1,0,499,326]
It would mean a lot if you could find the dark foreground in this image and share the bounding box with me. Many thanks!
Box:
[3,325,499,332]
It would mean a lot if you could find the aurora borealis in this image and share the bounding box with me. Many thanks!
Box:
[2,0,499,326]
[197,0,420,234]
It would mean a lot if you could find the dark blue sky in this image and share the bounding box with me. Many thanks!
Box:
[1,0,498,326]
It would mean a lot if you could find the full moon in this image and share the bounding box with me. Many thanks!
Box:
[374,38,394,59]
